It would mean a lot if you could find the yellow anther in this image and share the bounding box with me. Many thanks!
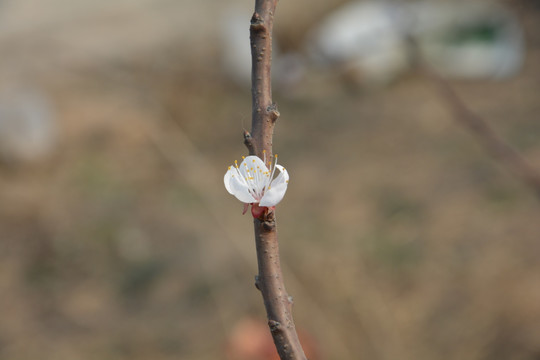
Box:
[242,156,245,159]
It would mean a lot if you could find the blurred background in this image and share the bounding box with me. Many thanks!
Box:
[0,0,539,359]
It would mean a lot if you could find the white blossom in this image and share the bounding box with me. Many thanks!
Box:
[224,153,289,207]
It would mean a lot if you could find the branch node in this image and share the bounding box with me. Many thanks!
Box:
[262,220,275,232]
[288,295,294,305]
[250,12,266,32]
[267,103,280,123]
[243,130,254,154]
[254,275,261,291]
[268,319,282,333]
[261,209,276,232]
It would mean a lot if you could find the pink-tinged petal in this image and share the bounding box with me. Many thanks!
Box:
[230,174,257,203]
[242,202,250,215]
[251,203,266,218]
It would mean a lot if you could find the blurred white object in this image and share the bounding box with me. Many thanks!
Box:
[409,2,524,79]
[220,8,253,86]
[0,88,58,164]
[306,1,524,84]
[306,1,410,85]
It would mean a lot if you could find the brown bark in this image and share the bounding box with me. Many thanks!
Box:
[249,0,280,159]
[253,213,307,360]
[246,1,308,359]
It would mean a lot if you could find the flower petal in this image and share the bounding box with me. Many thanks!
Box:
[239,155,269,178]
[224,167,235,194]
[272,164,289,183]
[259,182,288,206]
[230,173,257,203]
[259,165,289,207]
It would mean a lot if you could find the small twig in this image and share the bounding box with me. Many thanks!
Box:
[425,69,540,199]
[402,31,540,198]
[247,1,308,359]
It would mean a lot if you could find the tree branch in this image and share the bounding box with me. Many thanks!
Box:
[426,69,540,199]
[246,1,308,359]
[403,33,540,198]
[249,1,279,158]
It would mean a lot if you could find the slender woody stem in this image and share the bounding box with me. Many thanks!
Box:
[429,71,540,199]
[246,1,308,359]
[249,0,280,159]
[405,35,540,199]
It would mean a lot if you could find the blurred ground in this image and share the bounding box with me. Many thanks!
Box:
[0,0,539,359]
